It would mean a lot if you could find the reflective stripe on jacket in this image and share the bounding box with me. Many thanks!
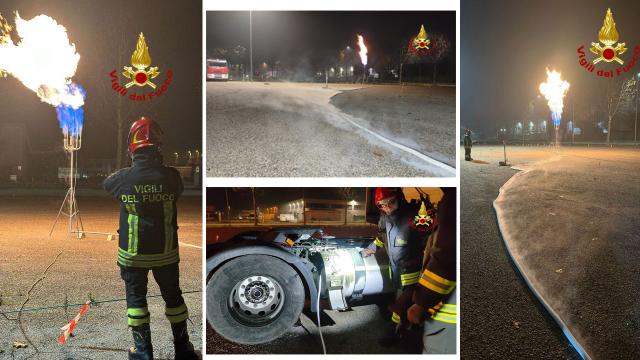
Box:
[413,188,456,309]
[104,150,184,268]
[380,205,430,289]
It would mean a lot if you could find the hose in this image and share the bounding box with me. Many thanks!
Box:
[316,271,327,355]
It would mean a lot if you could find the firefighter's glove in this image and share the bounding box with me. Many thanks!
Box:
[407,304,427,325]
[361,248,376,257]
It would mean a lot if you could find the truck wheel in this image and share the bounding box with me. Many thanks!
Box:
[206,254,305,345]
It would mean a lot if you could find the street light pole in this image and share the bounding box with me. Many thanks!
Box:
[635,73,639,143]
[249,11,253,82]
[572,101,575,144]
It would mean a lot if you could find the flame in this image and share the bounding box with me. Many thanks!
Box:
[0,13,11,45]
[598,8,619,46]
[539,68,570,128]
[418,201,427,216]
[0,13,83,107]
[0,12,85,135]
[131,32,151,70]
[357,34,368,66]
[417,24,428,40]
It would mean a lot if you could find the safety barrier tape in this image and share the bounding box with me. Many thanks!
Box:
[59,301,90,345]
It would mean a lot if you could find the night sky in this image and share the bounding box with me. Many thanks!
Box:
[462,0,640,138]
[0,0,201,164]
[206,11,455,72]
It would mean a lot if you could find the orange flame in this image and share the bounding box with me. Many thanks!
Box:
[357,34,368,65]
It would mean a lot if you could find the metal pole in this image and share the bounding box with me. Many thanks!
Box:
[635,75,638,143]
[69,149,74,235]
[503,140,507,164]
[251,187,257,226]
[249,11,253,82]
[572,102,575,144]
[362,64,365,85]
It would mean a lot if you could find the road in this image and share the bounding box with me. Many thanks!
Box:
[206,301,415,354]
[0,194,202,360]
[206,82,456,177]
[494,146,640,359]
[461,145,579,359]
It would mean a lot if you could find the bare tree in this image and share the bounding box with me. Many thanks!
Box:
[399,32,450,85]
[422,33,451,85]
[605,76,636,144]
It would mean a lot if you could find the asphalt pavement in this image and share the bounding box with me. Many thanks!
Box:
[206,82,455,177]
[494,147,640,359]
[331,84,455,166]
[206,302,412,354]
[461,145,579,359]
[0,196,202,359]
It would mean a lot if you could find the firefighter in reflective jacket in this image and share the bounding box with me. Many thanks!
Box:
[407,187,456,354]
[362,187,435,348]
[104,117,198,360]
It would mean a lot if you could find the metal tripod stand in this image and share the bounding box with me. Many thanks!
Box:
[50,131,85,239]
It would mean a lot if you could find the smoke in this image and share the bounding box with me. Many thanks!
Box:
[0,12,85,135]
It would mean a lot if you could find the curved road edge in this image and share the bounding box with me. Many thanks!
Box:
[335,111,456,176]
[492,161,590,360]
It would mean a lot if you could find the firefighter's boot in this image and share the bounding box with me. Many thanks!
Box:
[378,323,402,348]
[129,324,153,360]
[171,320,198,360]
[402,325,424,354]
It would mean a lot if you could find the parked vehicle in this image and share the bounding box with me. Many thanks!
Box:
[206,228,394,345]
[207,58,229,81]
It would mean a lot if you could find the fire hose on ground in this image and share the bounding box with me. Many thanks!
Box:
[1,290,202,346]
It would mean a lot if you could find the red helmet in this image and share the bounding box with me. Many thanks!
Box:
[127,117,163,157]
[374,187,399,206]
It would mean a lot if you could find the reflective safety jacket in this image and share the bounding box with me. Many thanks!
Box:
[413,188,457,324]
[377,205,434,289]
[463,134,472,149]
[104,151,184,268]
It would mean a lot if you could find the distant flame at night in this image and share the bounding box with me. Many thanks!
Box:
[357,34,368,66]
[0,12,85,136]
[539,68,570,128]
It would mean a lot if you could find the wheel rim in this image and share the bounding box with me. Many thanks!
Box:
[228,274,285,326]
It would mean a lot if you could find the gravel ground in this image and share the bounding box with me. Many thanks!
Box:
[461,145,579,359]
[206,302,413,354]
[331,85,455,167]
[495,147,640,359]
[206,82,455,177]
[0,195,202,360]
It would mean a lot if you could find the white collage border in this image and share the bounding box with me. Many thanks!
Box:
[201,1,461,358]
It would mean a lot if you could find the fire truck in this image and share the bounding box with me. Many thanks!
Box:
[206,58,229,81]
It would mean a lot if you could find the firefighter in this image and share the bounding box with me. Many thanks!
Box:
[104,117,198,360]
[407,187,456,354]
[464,129,473,161]
[362,187,434,350]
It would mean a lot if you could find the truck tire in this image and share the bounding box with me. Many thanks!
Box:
[206,254,305,345]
